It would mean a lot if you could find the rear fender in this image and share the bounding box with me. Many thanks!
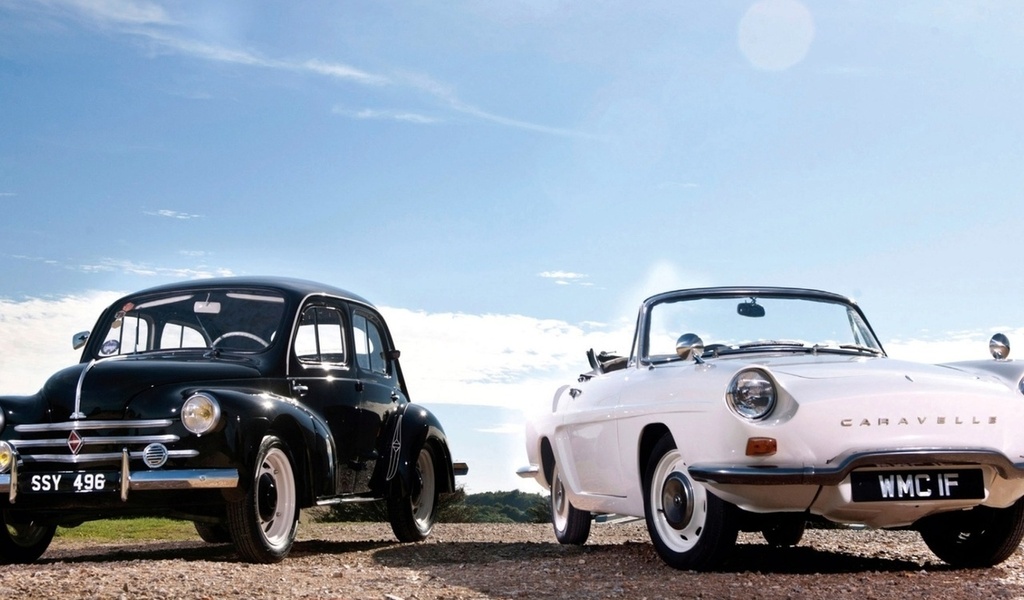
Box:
[378,404,456,497]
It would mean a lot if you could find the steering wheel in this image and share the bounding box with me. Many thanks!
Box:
[211,331,269,348]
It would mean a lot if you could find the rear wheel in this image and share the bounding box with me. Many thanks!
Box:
[643,433,738,571]
[550,461,591,545]
[0,511,56,564]
[226,435,299,563]
[919,498,1024,567]
[388,444,438,542]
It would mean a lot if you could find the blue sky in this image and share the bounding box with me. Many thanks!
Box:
[2,1,1024,492]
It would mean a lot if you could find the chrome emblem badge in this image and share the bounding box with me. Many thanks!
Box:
[67,431,83,455]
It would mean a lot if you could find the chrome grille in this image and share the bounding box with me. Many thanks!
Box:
[9,419,196,466]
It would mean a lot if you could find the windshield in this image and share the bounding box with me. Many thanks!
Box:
[92,289,287,357]
[643,294,882,363]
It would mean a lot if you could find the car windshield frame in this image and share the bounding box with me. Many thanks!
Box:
[90,287,289,358]
[634,288,885,366]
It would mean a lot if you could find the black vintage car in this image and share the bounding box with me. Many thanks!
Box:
[0,277,466,563]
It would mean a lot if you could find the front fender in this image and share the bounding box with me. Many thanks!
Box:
[378,404,456,497]
[194,388,337,506]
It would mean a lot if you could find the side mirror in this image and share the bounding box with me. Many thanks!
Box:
[990,333,1010,360]
[72,331,90,350]
[675,333,705,361]
[387,349,401,361]
[737,301,765,318]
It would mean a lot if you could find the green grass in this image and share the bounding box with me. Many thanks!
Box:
[55,517,197,541]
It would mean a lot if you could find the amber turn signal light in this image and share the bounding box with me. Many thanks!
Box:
[746,437,777,457]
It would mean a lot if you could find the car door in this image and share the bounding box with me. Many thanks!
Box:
[289,300,365,495]
[351,309,405,474]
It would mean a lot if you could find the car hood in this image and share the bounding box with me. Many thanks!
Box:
[33,355,263,421]
[760,354,1012,394]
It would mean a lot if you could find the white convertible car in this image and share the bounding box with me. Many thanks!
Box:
[519,287,1024,571]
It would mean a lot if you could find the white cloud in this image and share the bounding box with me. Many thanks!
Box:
[76,259,233,279]
[332,106,440,124]
[39,0,174,27]
[0,292,122,394]
[146,209,202,220]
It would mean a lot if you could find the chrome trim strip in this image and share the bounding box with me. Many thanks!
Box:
[19,449,199,464]
[72,359,96,420]
[689,448,1024,486]
[15,419,175,433]
[12,435,180,449]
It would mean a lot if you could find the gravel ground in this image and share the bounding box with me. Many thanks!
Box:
[4,520,1024,599]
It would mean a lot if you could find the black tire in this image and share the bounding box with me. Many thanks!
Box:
[642,433,738,571]
[387,444,439,542]
[0,511,56,564]
[919,498,1024,568]
[761,514,806,548]
[194,521,232,544]
[550,461,591,545]
[226,435,299,563]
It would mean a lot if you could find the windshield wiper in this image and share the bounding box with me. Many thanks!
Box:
[838,344,883,356]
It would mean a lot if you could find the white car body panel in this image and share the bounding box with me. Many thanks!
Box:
[521,287,1024,542]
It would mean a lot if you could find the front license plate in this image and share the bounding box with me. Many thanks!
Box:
[21,472,119,494]
[851,469,984,502]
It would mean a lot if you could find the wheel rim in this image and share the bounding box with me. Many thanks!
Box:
[410,448,436,530]
[650,449,707,553]
[255,447,296,549]
[551,467,569,532]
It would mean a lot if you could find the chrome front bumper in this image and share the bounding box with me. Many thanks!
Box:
[0,448,238,503]
[688,448,1024,486]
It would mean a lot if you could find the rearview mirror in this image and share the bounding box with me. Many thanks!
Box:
[737,301,765,318]
[194,301,222,314]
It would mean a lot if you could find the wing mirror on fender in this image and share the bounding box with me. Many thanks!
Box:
[72,331,90,350]
[990,333,1010,360]
[675,333,705,362]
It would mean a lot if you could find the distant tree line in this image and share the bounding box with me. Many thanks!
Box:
[315,488,550,524]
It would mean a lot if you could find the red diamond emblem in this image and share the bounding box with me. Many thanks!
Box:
[67,431,83,455]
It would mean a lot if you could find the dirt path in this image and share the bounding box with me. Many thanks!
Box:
[3,522,1022,599]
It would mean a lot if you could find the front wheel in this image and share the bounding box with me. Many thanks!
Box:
[919,498,1024,567]
[226,435,299,563]
[643,433,738,571]
[550,461,591,545]
[0,511,56,564]
[388,444,438,542]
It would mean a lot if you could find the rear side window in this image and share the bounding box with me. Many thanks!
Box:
[353,313,388,375]
[294,306,347,366]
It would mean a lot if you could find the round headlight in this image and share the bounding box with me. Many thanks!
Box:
[0,441,14,474]
[182,393,222,435]
[727,369,777,421]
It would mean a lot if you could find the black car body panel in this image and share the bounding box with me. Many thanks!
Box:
[0,277,463,562]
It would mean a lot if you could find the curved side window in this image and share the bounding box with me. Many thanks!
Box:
[295,306,347,366]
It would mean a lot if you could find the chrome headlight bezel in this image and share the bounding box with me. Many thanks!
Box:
[181,393,222,435]
[726,368,777,421]
[0,440,13,474]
